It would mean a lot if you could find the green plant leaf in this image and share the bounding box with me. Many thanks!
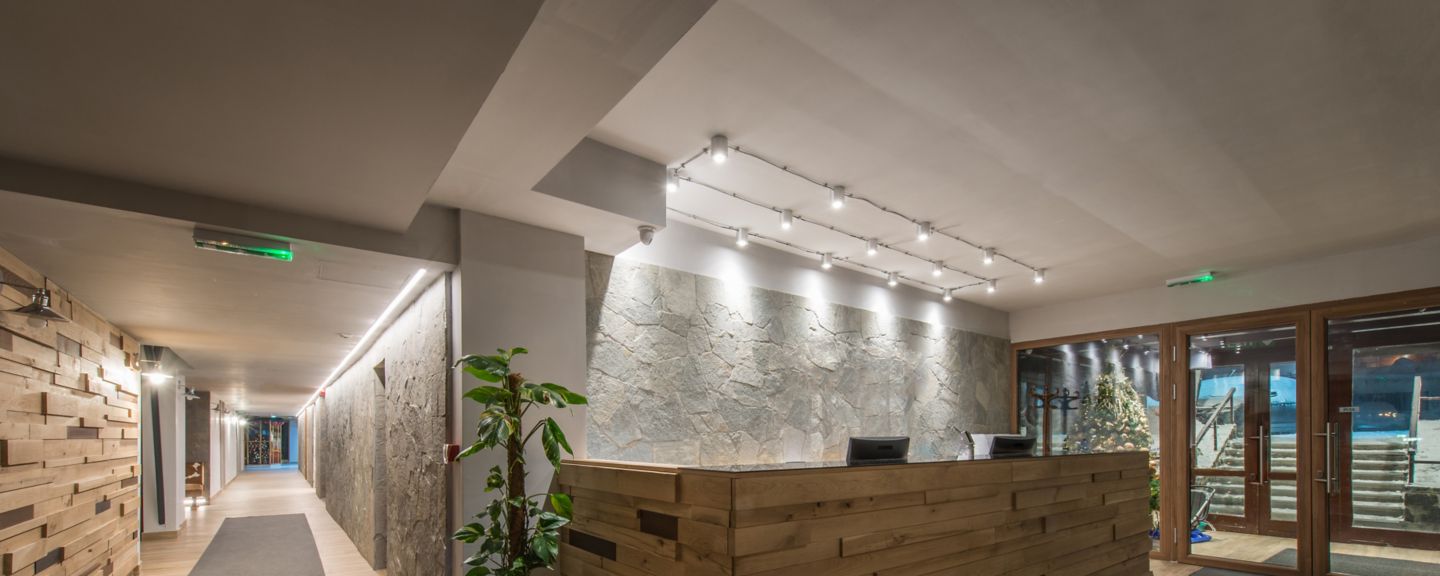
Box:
[457,354,509,383]
[545,418,573,459]
[509,346,528,357]
[539,383,588,406]
[549,492,573,520]
[456,440,486,460]
[485,465,505,492]
[464,385,512,405]
[465,567,492,576]
[452,522,485,543]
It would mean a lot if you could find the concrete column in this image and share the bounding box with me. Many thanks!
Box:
[452,210,587,572]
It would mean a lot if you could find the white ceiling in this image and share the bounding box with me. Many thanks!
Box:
[0,192,434,415]
[590,0,1440,311]
[0,1,539,231]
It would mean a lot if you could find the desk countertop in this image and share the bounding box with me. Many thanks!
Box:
[679,448,1141,474]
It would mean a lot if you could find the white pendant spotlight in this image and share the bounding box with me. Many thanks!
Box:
[665,170,679,193]
[982,247,995,265]
[943,289,953,303]
[735,227,749,247]
[931,261,944,277]
[710,135,729,164]
[987,279,998,293]
[780,209,793,230]
[865,238,878,256]
[820,252,833,270]
[1034,268,1046,284]
[886,272,898,287]
[916,221,932,242]
[830,186,847,210]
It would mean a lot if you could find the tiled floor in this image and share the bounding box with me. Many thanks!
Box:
[139,466,383,576]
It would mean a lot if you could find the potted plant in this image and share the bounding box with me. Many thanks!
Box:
[451,347,588,576]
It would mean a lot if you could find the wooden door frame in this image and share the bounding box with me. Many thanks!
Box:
[1010,286,1440,571]
[1308,289,1440,575]
[1170,310,1311,576]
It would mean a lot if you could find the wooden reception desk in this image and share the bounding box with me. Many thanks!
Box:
[557,451,1152,576]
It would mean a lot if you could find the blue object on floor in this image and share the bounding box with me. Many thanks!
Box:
[1190,529,1212,543]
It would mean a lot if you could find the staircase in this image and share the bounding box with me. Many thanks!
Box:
[1197,436,1410,529]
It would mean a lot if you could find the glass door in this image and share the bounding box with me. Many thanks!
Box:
[1319,306,1440,576]
[1183,320,1306,572]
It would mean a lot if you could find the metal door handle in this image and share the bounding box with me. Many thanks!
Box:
[1249,425,1268,485]
[1312,422,1334,494]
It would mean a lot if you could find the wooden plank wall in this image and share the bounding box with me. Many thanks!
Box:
[557,453,1152,576]
[0,247,142,576]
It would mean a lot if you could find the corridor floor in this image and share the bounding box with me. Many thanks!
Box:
[139,466,383,575]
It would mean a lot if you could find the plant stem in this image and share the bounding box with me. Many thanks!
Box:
[506,372,527,566]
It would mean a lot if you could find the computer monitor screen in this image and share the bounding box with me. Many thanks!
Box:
[989,436,1036,458]
[846,436,910,466]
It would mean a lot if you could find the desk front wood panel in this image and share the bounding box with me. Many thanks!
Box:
[558,453,1152,576]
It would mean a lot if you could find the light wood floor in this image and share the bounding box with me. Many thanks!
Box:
[139,466,384,576]
[1190,529,1440,567]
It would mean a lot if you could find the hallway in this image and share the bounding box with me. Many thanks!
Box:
[140,467,383,576]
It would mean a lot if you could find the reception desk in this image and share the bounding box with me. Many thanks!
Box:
[557,451,1152,576]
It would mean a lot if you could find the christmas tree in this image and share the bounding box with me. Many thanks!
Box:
[1063,367,1151,453]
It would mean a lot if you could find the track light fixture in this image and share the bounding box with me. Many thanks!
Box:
[780,209,794,230]
[887,272,898,287]
[830,186,847,210]
[710,135,729,164]
[820,253,833,270]
[943,289,953,303]
[983,247,995,266]
[665,170,679,193]
[987,279,997,293]
[916,221,933,242]
[1034,268,1046,284]
[931,261,944,277]
[638,225,656,246]
[735,227,749,247]
[865,238,878,256]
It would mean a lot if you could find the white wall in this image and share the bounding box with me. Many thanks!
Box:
[140,375,185,533]
[619,221,1010,339]
[454,210,587,573]
[1011,234,1440,342]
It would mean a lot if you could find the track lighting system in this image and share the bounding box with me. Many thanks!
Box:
[987,279,998,294]
[931,261,944,278]
[735,227,749,247]
[665,171,679,193]
[670,207,982,299]
[668,137,1048,289]
[672,175,993,285]
[780,209,794,230]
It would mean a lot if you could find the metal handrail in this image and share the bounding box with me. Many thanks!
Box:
[1193,387,1237,452]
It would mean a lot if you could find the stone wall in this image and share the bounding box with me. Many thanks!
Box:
[585,254,1011,466]
[315,276,450,576]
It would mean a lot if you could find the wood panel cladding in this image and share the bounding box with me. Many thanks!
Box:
[558,452,1151,576]
[0,246,142,576]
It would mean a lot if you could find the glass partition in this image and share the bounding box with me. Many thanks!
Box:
[1018,333,1163,548]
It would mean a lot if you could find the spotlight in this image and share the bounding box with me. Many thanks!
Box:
[916,222,932,242]
[866,238,878,256]
[710,135,729,164]
[780,209,793,230]
[820,253,833,270]
[932,261,944,277]
[735,227,749,247]
[983,247,995,266]
[665,170,679,193]
[830,186,847,210]
[987,279,997,293]
[1034,268,1046,284]
[943,289,953,303]
[886,272,898,287]
[638,225,656,246]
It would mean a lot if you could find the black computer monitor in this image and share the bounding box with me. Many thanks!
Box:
[989,436,1036,458]
[846,436,910,466]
